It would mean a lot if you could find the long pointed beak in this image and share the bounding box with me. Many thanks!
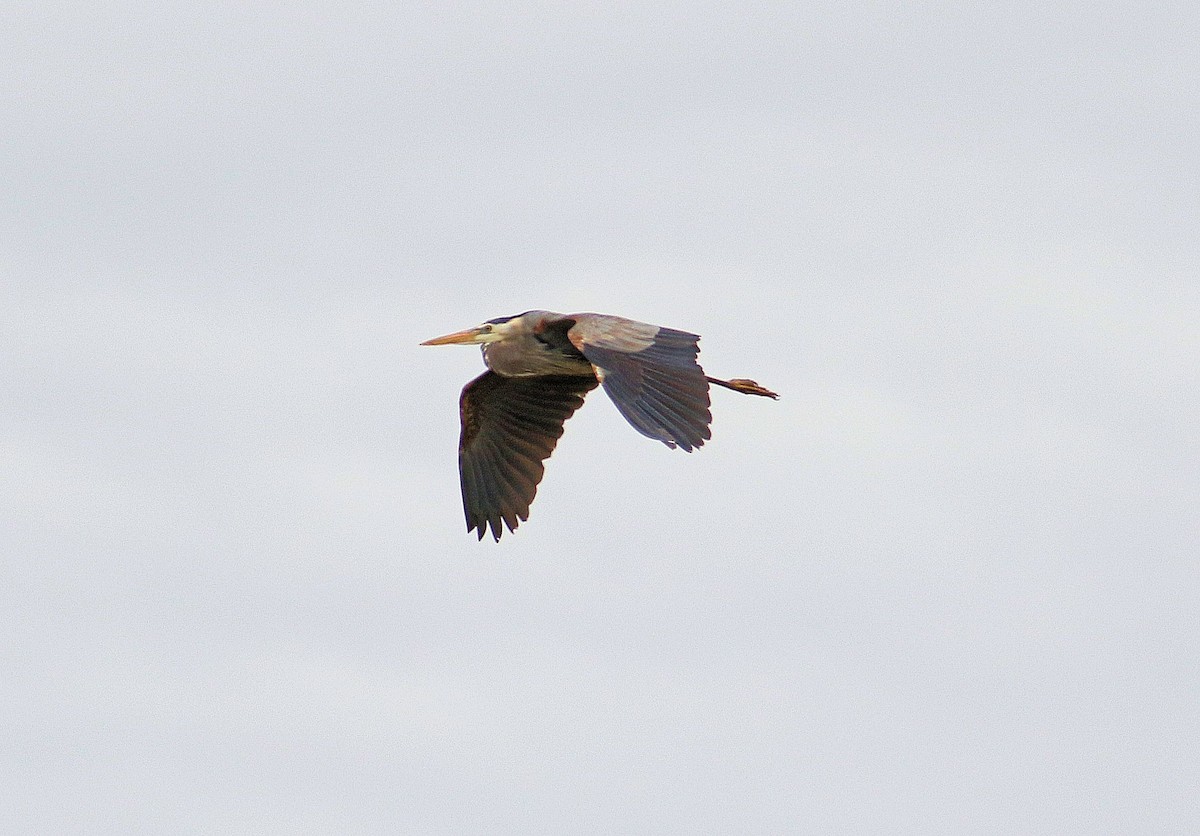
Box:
[420,326,483,346]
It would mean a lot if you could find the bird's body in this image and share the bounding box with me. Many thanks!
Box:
[422,310,777,540]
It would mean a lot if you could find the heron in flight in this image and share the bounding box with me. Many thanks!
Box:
[422,310,778,541]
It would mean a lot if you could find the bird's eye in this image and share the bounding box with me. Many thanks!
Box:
[480,324,493,333]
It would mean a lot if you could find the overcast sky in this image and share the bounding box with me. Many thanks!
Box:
[4,2,1198,832]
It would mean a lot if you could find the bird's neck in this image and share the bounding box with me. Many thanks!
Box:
[483,339,592,377]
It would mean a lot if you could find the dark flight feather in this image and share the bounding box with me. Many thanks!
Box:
[458,370,598,541]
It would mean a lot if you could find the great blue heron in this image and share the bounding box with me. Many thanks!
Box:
[422,310,778,541]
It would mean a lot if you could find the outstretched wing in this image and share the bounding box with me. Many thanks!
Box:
[567,314,712,451]
[458,370,598,541]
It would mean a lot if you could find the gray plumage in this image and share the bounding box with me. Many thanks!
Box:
[422,310,778,540]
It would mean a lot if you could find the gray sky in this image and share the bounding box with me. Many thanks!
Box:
[4,2,1198,832]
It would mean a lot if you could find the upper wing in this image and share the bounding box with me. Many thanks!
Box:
[458,370,598,541]
[566,314,712,451]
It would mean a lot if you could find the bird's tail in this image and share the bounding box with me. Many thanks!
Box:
[706,376,779,399]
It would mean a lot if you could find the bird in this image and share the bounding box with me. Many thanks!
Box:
[421,310,778,541]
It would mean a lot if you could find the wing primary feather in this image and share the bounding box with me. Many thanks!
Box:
[641,370,712,439]
[638,390,708,451]
[456,371,597,540]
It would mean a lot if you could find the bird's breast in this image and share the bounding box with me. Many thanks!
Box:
[482,342,593,377]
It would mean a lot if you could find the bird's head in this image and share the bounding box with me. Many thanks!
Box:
[420,314,522,346]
